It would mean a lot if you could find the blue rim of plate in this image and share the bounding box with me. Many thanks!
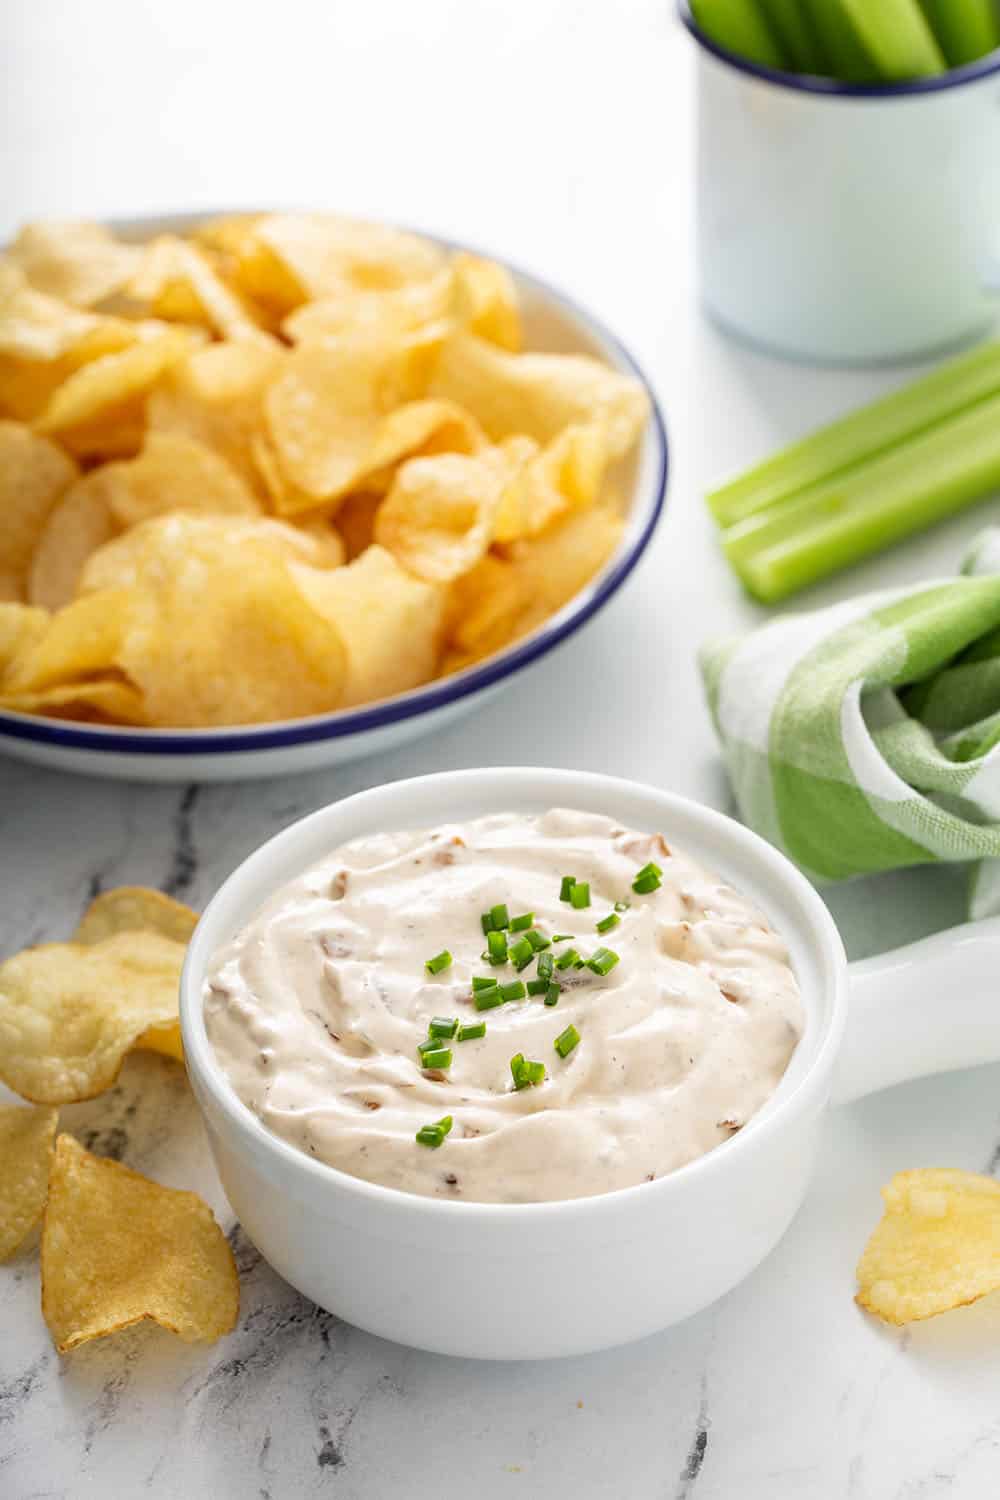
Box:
[678,0,1000,97]
[0,242,668,757]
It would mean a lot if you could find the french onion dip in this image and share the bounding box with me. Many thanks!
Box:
[204,810,803,1203]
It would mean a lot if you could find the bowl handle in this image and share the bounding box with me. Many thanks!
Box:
[832,919,1000,1106]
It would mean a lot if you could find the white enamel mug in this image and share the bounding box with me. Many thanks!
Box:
[180,768,1000,1360]
[679,2,1000,364]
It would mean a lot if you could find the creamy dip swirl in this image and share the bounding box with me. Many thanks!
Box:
[204,809,803,1203]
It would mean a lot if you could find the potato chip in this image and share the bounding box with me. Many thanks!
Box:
[856,1168,1000,1324]
[0,422,78,599]
[254,212,445,301]
[4,588,130,694]
[451,252,521,351]
[430,330,649,456]
[93,432,261,530]
[336,491,383,560]
[0,601,50,674]
[0,929,185,1103]
[0,260,101,361]
[375,449,510,582]
[128,236,274,345]
[0,1103,58,1261]
[28,473,116,609]
[41,1134,238,1351]
[291,545,444,706]
[8,221,140,307]
[493,425,608,543]
[0,680,147,724]
[33,327,195,441]
[283,265,454,345]
[0,315,166,425]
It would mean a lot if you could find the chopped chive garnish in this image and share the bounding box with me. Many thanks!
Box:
[596,911,621,934]
[489,903,510,931]
[524,1059,545,1086]
[499,979,526,1002]
[574,956,587,969]
[552,933,574,942]
[635,861,662,880]
[480,911,493,936]
[614,900,630,913]
[569,881,590,909]
[544,982,561,1006]
[425,949,452,974]
[487,930,508,965]
[527,978,549,996]
[510,1053,546,1089]
[632,873,660,895]
[474,984,503,1011]
[560,875,577,902]
[428,1015,458,1039]
[555,947,580,970]
[419,1046,453,1069]
[472,975,496,991]
[458,1021,486,1042]
[525,929,550,951]
[587,947,620,976]
[509,912,534,932]
[537,951,554,981]
[507,935,535,970]
[554,1023,581,1058]
[415,1113,454,1148]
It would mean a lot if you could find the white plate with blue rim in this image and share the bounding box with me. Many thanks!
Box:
[0,212,668,783]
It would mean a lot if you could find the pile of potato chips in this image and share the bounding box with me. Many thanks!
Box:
[0,888,238,1351]
[0,214,648,727]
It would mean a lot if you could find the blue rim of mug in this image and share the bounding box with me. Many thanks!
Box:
[678,0,1000,97]
[0,243,668,758]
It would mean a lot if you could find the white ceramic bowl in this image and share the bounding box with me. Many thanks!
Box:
[179,767,1000,1359]
[0,215,667,783]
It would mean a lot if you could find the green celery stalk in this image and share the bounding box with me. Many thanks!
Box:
[756,0,828,71]
[707,339,1000,527]
[721,390,1000,601]
[918,0,1000,65]
[801,0,881,79]
[690,0,788,69]
[838,0,946,77]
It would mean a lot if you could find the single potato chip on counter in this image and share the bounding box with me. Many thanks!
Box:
[0,928,186,1103]
[41,1135,238,1352]
[0,1103,58,1262]
[856,1168,1000,1324]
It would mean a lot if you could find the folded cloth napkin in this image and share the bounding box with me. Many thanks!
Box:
[700,529,1000,918]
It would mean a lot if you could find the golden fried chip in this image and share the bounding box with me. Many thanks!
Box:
[0,601,50,674]
[255,212,444,300]
[0,260,101,361]
[41,1135,238,1351]
[856,1168,1000,1324]
[0,680,147,725]
[128,236,274,345]
[95,432,261,530]
[430,331,649,456]
[0,930,185,1103]
[27,473,116,609]
[4,588,129,694]
[0,422,78,599]
[8,221,140,307]
[0,316,164,426]
[451,253,521,351]
[33,327,195,441]
[291,545,444,706]
[282,266,454,345]
[493,425,608,543]
[0,1104,58,1261]
[375,449,509,582]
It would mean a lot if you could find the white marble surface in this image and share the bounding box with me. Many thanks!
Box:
[3,3,1000,1496]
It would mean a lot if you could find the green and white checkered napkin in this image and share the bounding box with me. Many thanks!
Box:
[700,529,1000,918]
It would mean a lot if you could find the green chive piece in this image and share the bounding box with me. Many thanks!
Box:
[555,947,580,970]
[499,979,526,1003]
[554,1023,581,1058]
[569,881,591,909]
[526,929,551,951]
[415,1113,454,1148]
[632,873,660,895]
[552,933,574,942]
[526,978,549,996]
[420,1046,453,1069]
[474,984,503,1011]
[544,982,561,1007]
[559,875,577,902]
[418,1037,441,1056]
[587,947,620,976]
[472,975,496,992]
[537,951,554,981]
[635,861,663,881]
[428,1016,458,1039]
[510,1053,545,1089]
[487,930,508,965]
[510,1051,525,1086]
[481,911,495,935]
[507,935,535,970]
[523,1059,546,1086]
[614,900,630,913]
[509,912,534,932]
[458,1021,486,1041]
[425,949,452,974]
[596,911,621,934]
[489,903,510,931]
[574,956,587,969]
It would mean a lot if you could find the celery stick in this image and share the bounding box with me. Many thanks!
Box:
[690,0,788,69]
[802,0,880,80]
[707,339,1000,527]
[838,0,945,77]
[757,0,828,72]
[918,0,1000,65]
[722,392,1000,601]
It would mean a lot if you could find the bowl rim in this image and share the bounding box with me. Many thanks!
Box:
[180,767,849,1223]
[678,0,1000,98]
[0,214,668,756]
